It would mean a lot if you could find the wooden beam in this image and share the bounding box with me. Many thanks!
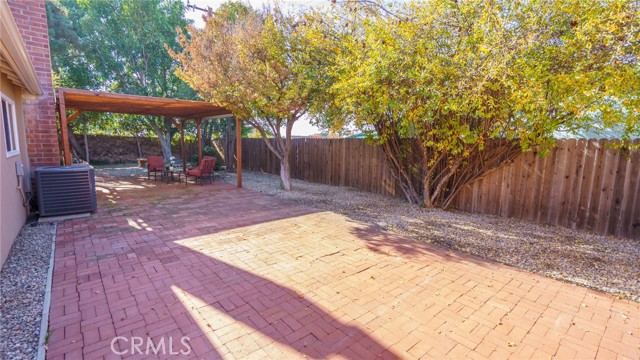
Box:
[196,118,202,162]
[181,120,186,173]
[58,89,72,166]
[236,117,242,188]
[66,110,82,123]
[57,87,231,119]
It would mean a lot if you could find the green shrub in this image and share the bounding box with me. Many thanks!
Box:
[191,146,224,170]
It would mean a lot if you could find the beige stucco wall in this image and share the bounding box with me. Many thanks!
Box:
[0,72,30,266]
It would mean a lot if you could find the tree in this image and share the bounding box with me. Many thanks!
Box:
[309,0,640,207]
[47,0,195,162]
[170,2,322,190]
[198,117,253,170]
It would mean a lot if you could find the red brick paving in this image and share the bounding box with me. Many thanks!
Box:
[46,175,640,359]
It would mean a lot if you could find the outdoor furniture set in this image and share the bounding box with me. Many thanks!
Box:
[146,155,216,185]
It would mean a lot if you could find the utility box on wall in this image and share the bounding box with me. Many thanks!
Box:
[35,165,97,217]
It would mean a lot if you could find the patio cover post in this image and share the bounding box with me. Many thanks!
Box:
[180,120,186,173]
[236,117,242,188]
[196,118,202,162]
[58,89,72,166]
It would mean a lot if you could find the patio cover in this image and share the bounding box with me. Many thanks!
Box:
[56,87,244,187]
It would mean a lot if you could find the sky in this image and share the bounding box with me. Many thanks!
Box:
[182,0,324,136]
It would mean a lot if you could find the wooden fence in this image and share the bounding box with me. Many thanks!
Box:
[452,139,640,239]
[241,138,640,238]
[242,138,404,197]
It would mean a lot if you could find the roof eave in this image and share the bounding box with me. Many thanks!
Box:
[0,2,44,96]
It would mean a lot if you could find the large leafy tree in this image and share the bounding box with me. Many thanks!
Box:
[47,0,195,162]
[170,2,322,190]
[309,0,640,207]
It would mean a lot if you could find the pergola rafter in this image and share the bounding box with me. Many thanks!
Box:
[56,87,243,187]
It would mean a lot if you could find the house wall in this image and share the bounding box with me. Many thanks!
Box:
[8,0,59,168]
[0,73,30,266]
[0,0,57,267]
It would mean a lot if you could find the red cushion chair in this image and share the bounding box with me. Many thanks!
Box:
[186,156,214,170]
[147,155,165,180]
[184,157,216,185]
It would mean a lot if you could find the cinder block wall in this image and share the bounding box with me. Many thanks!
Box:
[8,0,59,169]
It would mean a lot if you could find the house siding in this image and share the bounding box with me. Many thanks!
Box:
[0,73,30,266]
[0,0,57,267]
[8,0,59,168]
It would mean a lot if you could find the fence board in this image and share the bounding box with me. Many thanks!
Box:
[566,139,586,228]
[597,145,620,234]
[553,139,574,225]
[241,138,639,238]
[587,139,606,232]
[537,149,556,223]
[608,153,628,235]
[577,140,598,229]
[618,140,640,238]
[523,153,541,222]
[512,154,525,218]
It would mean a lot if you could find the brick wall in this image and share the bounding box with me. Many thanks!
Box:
[73,134,199,164]
[8,0,59,168]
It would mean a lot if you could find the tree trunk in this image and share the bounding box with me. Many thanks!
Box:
[428,163,459,207]
[67,127,84,162]
[211,139,225,163]
[225,120,236,170]
[150,122,172,162]
[228,135,236,170]
[422,175,433,208]
[83,122,90,164]
[159,130,172,163]
[279,160,292,191]
[380,140,420,204]
[223,120,230,168]
[134,132,142,158]
[202,120,213,148]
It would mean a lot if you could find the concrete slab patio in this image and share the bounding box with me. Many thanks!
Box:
[46,174,639,359]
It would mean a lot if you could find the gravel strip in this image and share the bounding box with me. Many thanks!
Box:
[93,163,146,177]
[0,221,55,360]
[218,170,640,302]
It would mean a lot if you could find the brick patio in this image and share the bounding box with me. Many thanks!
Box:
[46,174,640,359]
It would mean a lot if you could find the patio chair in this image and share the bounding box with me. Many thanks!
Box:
[183,157,216,185]
[186,156,214,171]
[147,155,165,180]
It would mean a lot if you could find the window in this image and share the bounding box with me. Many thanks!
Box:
[1,94,19,158]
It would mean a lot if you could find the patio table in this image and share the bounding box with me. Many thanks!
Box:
[162,168,178,183]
